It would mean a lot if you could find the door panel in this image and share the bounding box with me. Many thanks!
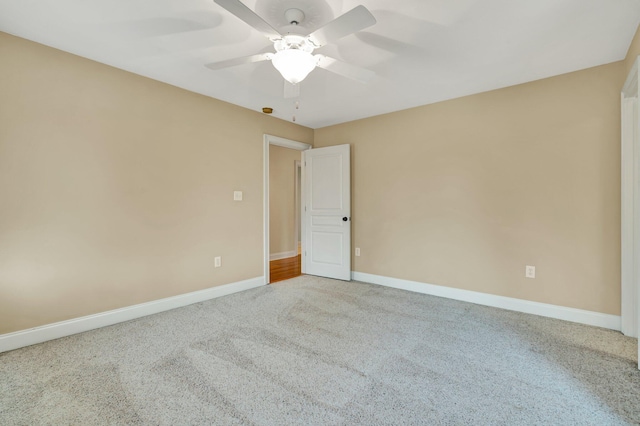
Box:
[303,144,351,281]
[310,155,344,209]
[311,231,343,264]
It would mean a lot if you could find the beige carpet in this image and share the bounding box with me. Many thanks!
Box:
[1,275,639,425]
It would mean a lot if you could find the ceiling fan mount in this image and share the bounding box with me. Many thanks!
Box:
[284,8,305,26]
[206,0,377,89]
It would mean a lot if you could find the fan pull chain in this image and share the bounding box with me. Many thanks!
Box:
[292,99,300,122]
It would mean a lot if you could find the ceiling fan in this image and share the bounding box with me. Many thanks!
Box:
[206,0,377,90]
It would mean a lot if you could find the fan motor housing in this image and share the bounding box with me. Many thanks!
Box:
[274,35,315,53]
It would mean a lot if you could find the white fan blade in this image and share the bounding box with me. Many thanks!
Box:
[316,55,375,83]
[214,0,281,40]
[205,53,273,70]
[284,81,300,98]
[308,5,376,47]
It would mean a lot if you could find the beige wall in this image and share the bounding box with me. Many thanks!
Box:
[3,24,639,334]
[0,33,312,334]
[269,145,301,256]
[315,61,624,315]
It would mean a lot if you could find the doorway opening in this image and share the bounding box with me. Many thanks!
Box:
[269,148,302,282]
[263,135,311,284]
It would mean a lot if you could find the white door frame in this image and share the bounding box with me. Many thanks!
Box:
[621,56,639,342]
[263,134,311,284]
[294,160,302,257]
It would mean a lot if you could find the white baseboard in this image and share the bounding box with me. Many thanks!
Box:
[0,276,265,353]
[270,250,298,261]
[352,272,621,331]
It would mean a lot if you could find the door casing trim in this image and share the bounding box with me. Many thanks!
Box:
[263,134,311,284]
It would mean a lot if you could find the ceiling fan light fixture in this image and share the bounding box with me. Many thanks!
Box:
[272,49,317,84]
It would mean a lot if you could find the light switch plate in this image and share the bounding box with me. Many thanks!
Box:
[233,191,243,201]
[525,265,536,278]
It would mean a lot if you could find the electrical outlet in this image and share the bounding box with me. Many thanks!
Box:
[215,256,221,268]
[233,191,243,201]
[525,265,535,278]
[355,247,361,256]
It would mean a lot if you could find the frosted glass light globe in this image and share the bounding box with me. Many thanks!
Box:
[272,49,317,84]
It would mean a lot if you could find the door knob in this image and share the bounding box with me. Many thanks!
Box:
[342,217,348,221]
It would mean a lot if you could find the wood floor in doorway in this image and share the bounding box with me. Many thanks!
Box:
[270,255,301,283]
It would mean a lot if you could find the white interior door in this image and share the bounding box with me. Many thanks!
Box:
[303,144,351,281]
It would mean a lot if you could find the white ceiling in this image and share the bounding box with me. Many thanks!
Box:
[1,0,640,128]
